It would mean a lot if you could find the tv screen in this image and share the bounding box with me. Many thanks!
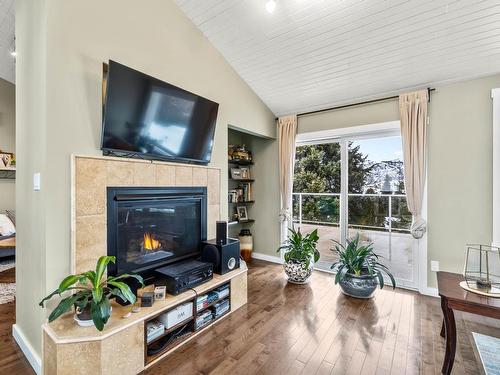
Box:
[101,61,219,164]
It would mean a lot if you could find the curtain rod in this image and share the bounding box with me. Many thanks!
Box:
[276,87,435,120]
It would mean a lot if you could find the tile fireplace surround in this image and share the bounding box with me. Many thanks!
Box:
[72,155,221,274]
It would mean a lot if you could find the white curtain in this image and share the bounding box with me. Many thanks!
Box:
[399,90,429,239]
[278,115,298,242]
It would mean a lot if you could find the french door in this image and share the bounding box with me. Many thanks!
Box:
[293,129,418,289]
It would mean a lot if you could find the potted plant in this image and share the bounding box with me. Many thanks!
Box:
[331,234,395,298]
[278,227,320,284]
[39,256,143,331]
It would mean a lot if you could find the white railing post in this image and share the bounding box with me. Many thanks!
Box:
[388,195,392,261]
[298,193,303,229]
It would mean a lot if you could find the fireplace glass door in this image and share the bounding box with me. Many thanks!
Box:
[116,198,202,274]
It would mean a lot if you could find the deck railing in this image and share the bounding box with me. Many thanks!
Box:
[292,192,411,260]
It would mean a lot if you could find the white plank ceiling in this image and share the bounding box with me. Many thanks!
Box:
[0,0,14,84]
[176,0,500,116]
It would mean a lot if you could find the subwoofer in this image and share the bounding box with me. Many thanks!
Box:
[201,238,240,275]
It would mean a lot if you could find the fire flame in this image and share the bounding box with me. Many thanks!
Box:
[143,232,160,251]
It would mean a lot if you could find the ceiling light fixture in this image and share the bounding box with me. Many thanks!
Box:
[265,0,277,13]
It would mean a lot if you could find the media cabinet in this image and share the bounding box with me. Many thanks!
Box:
[42,265,247,375]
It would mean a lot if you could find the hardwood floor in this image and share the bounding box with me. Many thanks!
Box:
[1,260,499,374]
[0,266,34,374]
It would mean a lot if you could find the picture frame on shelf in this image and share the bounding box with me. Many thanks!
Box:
[230,168,243,180]
[0,153,12,168]
[239,167,250,179]
[237,206,248,221]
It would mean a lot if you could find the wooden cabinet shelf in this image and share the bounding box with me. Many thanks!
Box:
[144,281,233,366]
[228,219,255,226]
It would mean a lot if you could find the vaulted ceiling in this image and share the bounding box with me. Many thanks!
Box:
[0,0,14,84]
[176,0,500,116]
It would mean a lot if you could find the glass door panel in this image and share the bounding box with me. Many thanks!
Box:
[293,143,341,270]
[347,136,416,286]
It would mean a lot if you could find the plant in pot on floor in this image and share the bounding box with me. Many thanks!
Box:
[331,234,395,298]
[39,255,143,331]
[278,226,320,284]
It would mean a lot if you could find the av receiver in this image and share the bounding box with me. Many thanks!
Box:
[155,260,213,295]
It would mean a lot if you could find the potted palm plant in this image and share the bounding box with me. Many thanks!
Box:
[278,226,320,284]
[39,256,143,331]
[331,234,395,298]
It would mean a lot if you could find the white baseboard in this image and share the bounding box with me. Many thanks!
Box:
[420,286,439,298]
[12,324,42,375]
[251,252,283,264]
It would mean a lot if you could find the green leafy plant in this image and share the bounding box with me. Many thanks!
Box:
[39,256,144,331]
[330,234,395,289]
[278,226,320,268]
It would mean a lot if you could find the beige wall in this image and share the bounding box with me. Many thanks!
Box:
[297,74,500,289]
[16,0,275,359]
[0,78,15,212]
[427,75,500,287]
[298,99,399,133]
[15,0,48,365]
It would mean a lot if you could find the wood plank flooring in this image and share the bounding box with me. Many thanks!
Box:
[1,260,499,374]
[0,266,35,374]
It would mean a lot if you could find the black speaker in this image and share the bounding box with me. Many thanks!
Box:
[201,238,240,275]
[216,221,227,244]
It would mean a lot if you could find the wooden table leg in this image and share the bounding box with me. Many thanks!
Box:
[441,297,456,375]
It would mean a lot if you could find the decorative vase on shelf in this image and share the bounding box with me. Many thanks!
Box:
[239,229,253,262]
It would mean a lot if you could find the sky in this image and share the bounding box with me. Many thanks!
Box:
[353,136,403,163]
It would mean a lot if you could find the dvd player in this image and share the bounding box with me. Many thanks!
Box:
[155,260,213,295]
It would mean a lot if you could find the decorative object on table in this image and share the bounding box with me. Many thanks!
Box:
[237,206,248,221]
[460,244,500,297]
[230,168,243,180]
[141,292,155,307]
[229,144,252,162]
[239,229,253,262]
[39,255,143,330]
[278,226,320,284]
[330,234,396,298]
[239,167,250,179]
[154,286,166,301]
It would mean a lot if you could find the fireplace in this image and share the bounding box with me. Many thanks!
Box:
[107,187,207,277]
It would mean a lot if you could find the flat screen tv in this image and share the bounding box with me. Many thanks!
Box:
[101,60,219,164]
